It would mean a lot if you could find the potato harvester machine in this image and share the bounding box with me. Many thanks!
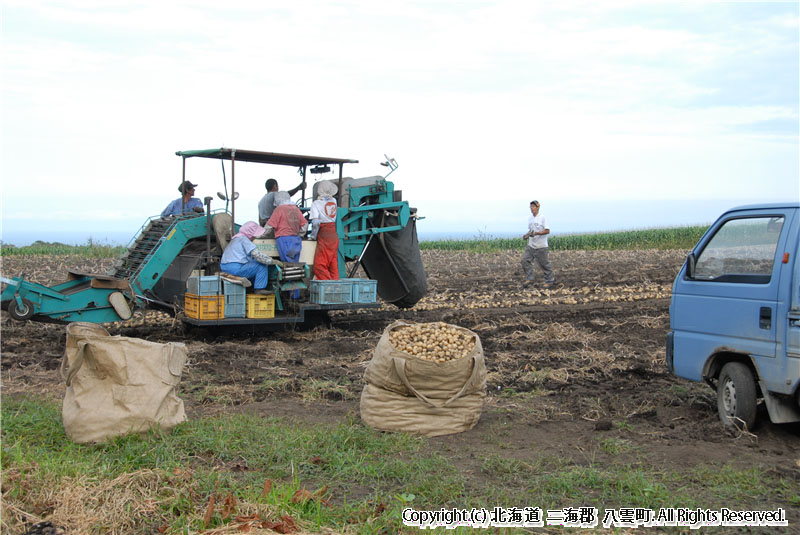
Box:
[1,148,427,328]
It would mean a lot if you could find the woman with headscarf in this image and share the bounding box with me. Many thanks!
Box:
[309,181,339,280]
[267,191,308,264]
[267,192,308,298]
[220,222,283,294]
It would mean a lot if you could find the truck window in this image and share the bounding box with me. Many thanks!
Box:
[693,216,784,283]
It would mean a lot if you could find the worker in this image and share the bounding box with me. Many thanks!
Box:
[161,181,204,217]
[267,191,308,298]
[521,200,555,289]
[258,178,307,226]
[220,222,283,294]
[309,181,339,280]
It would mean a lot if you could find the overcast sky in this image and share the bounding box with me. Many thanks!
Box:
[2,1,798,244]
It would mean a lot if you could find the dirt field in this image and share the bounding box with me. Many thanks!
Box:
[2,249,799,524]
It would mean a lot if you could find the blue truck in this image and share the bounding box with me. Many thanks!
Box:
[667,202,800,429]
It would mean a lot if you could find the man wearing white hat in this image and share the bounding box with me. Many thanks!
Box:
[309,181,340,280]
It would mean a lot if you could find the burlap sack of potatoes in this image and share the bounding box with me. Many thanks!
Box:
[60,322,187,443]
[360,320,486,437]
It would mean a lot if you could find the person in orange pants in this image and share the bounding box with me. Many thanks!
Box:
[309,181,339,280]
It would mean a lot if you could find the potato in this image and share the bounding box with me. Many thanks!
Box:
[389,322,475,362]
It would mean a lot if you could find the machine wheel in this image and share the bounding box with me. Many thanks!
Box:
[717,362,757,430]
[8,298,34,321]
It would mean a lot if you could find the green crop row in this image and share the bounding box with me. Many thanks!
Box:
[420,225,709,253]
[0,239,127,258]
[0,226,708,258]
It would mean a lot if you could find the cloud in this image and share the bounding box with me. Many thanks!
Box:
[1,1,797,238]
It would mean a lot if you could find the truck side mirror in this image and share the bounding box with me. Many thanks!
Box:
[686,253,696,279]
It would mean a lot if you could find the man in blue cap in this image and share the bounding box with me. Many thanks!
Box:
[161,181,204,217]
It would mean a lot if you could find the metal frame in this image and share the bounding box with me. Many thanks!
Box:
[176,148,359,229]
[181,301,380,326]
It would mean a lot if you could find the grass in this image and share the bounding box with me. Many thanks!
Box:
[2,396,795,534]
[598,437,635,456]
[1,397,457,534]
[420,225,708,253]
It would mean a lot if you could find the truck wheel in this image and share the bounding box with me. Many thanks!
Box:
[717,362,757,430]
[8,298,34,321]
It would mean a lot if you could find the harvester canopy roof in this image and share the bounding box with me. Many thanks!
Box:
[175,148,358,167]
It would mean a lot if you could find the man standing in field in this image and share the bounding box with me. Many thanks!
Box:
[258,178,307,226]
[521,200,554,289]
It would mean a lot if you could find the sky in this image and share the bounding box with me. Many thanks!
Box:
[1,0,798,245]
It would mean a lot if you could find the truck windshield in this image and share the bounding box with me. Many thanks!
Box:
[694,216,784,283]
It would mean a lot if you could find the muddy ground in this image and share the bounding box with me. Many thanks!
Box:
[2,249,799,523]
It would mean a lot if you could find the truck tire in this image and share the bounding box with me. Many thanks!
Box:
[717,362,757,430]
[8,298,34,321]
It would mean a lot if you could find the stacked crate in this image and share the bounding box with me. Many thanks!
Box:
[309,278,378,305]
[185,275,224,319]
[350,278,378,304]
[223,280,246,318]
[187,275,221,296]
[309,280,353,304]
[185,275,248,319]
[246,294,276,318]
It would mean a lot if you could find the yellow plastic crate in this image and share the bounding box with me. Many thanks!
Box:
[185,293,224,320]
[246,294,275,319]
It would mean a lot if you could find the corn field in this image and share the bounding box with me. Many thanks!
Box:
[0,240,126,258]
[420,225,708,253]
[0,225,708,259]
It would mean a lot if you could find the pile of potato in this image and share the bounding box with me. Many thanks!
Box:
[389,322,475,362]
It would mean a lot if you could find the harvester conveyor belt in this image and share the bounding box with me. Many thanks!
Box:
[111,216,183,280]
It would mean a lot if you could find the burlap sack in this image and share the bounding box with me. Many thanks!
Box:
[60,322,187,443]
[360,321,486,437]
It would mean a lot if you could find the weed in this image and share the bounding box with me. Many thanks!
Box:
[615,420,634,432]
[300,378,354,401]
[257,377,297,395]
[599,437,634,456]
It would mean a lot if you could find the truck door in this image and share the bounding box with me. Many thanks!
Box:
[787,224,800,391]
[671,208,794,383]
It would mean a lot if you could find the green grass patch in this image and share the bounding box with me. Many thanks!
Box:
[1,239,126,258]
[420,225,708,253]
[598,437,636,456]
[2,396,794,534]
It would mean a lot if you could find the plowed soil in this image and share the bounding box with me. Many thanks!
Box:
[2,250,799,522]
